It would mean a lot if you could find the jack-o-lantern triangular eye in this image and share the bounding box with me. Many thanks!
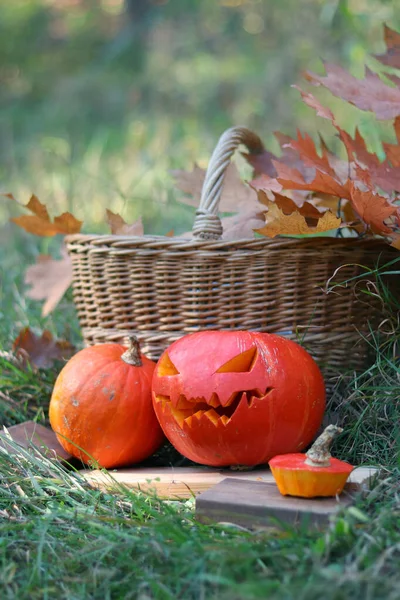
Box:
[216,347,258,373]
[158,353,180,376]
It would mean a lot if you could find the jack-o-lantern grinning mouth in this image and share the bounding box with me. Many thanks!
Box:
[154,387,274,427]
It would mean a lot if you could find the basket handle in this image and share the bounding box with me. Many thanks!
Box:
[192,126,265,240]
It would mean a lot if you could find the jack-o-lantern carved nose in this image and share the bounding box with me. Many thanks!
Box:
[216,347,258,373]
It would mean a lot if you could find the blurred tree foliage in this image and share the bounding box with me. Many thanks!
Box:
[0,0,399,233]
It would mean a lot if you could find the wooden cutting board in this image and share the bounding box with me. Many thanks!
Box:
[0,420,73,462]
[195,478,354,529]
[1,421,378,500]
[80,466,276,498]
[80,465,377,499]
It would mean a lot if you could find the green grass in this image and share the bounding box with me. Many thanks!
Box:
[1,438,399,600]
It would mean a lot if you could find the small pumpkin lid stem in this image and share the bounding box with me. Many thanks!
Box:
[121,336,143,366]
[305,425,343,468]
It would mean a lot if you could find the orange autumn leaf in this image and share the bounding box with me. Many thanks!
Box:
[245,130,314,181]
[8,194,82,236]
[256,198,341,238]
[105,209,144,235]
[349,183,398,234]
[272,160,351,199]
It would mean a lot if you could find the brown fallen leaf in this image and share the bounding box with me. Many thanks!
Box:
[172,163,260,213]
[373,25,400,70]
[24,246,73,317]
[12,327,75,370]
[8,194,82,236]
[105,209,144,235]
[221,209,266,241]
[305,63,400,121]
[255,200,341,238]
[171,164,205,208]
[258,191,323,220]
[249,174,283,194]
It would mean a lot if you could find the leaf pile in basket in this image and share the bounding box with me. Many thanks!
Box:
[5,24,400,318]
[174,26,400,248]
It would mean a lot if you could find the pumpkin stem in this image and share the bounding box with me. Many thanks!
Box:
[121,336,143,366]
[305,424,343,468]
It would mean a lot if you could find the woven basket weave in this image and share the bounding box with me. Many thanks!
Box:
[65,127,396,380]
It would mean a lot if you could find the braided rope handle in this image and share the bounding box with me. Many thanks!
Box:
[192,126,265,240]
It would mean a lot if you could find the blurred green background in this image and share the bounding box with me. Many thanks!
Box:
[1,0,399,235]
[1,0,399,341]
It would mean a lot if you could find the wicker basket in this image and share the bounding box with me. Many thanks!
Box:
[65,127,396,381]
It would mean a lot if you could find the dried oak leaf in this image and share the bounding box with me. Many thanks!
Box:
[172,163,260,213]
[255,199,341,238]
[12,327,75,370]
[339,127,400,193]
[245,131,314,181]
[8,194,82,236]
[305,63,400,120]
[291,85,335,121]
[171,164,205,208]
[258,191,323,220]
[349,182,398,234]
[106,209,144,235]
[373,25,400,70]
[272,160,351,198]
[294,85,398,175]
[221,210,266,241]
[24,246,73,317]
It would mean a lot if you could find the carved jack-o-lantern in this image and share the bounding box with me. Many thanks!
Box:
[152,331,326,467]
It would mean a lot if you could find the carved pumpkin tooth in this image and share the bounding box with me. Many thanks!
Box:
[184,416,193,428]
[202,409,220,425]
[208,393,220,408]
[219,415,230,426]
[192,410,205,420]
[176,395,193,409]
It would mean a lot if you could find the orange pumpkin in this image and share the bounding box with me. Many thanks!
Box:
[49,337,164,468]
[269,425,353,497]
[152,330,326,467]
